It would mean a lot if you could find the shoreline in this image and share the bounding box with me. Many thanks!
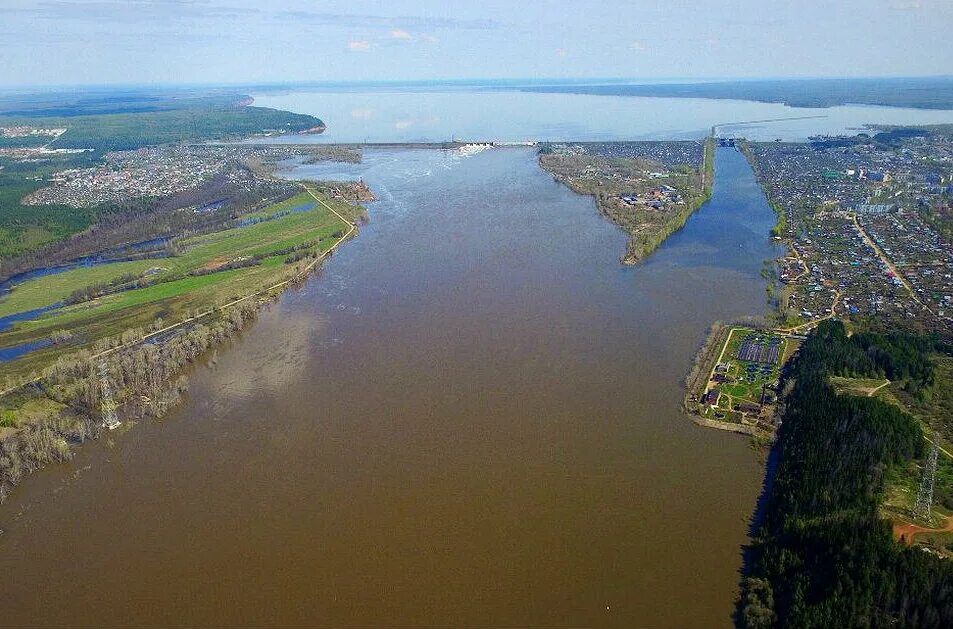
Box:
[539,138,715,264]
[0,180,367,503]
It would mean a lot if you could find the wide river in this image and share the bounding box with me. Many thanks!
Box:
[251,86,953,142]
[0,145,783,627]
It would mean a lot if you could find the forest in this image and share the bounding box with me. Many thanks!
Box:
[0,152,104,259]
[0,87,251,117]
[739,320,953,628]
[0,87,325,260]
[0,105,324,152]
[520,77,953,110]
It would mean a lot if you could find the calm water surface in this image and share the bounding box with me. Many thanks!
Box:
[252,87,953,142]
[0,147,782,627]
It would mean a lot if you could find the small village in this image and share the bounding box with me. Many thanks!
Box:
[746,129,953,339]
[21,144,362,208]
[538,140,710,263]
[686,128,953,438]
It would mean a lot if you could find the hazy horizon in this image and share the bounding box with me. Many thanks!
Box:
[5,75,953,93]
[3,0,952,87]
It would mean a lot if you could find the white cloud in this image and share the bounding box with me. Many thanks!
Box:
[384,29,438,45]
[630,41,647,52]
[276,11,497,30]
[347,40,371,51]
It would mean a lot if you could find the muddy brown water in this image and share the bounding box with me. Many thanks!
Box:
[0,147,782,627]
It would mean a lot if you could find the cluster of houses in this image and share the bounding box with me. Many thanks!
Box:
[749,133,953,338]
[21,144,345,209]
[862,209,953,321]
[551,141,704,170]
[25,147,230,208]
[826,167,892,183]
[620,184,683,209]
[0,125,65,138]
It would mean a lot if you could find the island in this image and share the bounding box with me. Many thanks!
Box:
[538,139,714,264]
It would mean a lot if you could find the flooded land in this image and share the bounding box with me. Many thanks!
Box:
[0,146,782,627]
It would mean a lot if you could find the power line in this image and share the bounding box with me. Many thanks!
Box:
[914,430,939,520]
[99,361,121,431]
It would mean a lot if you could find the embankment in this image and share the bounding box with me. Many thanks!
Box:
[625,137,716,263]
[0,185,363,502]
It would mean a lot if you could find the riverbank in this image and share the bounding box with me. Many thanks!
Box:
[0,182,368,377]
[538,139,714,264]
[0,143,768,628]
[737,320,953,626]
[0,181,367,501]
[726,133,953,623]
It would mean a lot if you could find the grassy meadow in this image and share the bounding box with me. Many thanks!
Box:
[0,188,364,378]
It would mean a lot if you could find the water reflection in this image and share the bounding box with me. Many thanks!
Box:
[253,87,953,142]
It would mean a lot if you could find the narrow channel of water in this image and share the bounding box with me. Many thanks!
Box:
[0,147,782,628]
[0,237,171,336]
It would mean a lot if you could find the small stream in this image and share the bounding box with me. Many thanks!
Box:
[0,237,171,356]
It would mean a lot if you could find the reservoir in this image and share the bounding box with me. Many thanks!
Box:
[251,86,953,142]
[0,146,783,627]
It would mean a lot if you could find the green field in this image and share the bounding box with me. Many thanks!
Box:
[702,327,793,418]
[883,453,953,529]
[830,375,892,397]
[0,260,155,318]
[0,188,364,377]
[875,357,953,522]
[883,356,953,446]
[0,91,325,259]
[0,192,328,315]
[834,356,953,530]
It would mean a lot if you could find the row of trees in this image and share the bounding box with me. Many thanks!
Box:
[740,320,953,628]
[0,301,259,502]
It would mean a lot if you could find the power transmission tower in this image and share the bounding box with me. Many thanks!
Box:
[99,361,121,430]
[914,430,939,520]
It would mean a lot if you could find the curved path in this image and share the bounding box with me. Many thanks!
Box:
[0,183,356,397]
[778,289,842,334]
[894,515,953,546]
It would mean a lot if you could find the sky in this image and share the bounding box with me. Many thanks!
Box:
[1,0,952,87]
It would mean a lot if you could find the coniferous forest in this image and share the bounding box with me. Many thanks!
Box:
[740,320,953,628]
